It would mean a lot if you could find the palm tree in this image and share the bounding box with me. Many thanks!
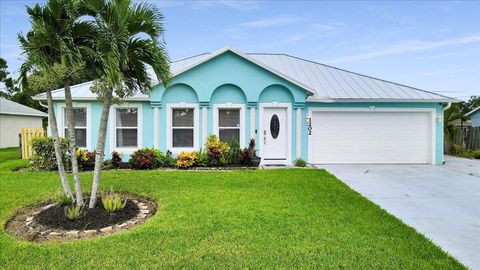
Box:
[18,0,96,205]
[444,104,467,144]
[80,0,170,208]
[18,62,74,200]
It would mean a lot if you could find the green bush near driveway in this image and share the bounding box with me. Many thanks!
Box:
[0,148,465,269]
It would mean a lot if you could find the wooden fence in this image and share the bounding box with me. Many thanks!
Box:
[19,128,45,159]
[450,126,480,151]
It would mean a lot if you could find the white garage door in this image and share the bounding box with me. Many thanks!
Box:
[310,111,433,164]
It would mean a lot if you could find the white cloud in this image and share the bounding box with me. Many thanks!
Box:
[328,35,480,64]
[240,16,304,28]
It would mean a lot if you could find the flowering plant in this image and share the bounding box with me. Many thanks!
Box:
[75,149,96,171]
[128,148,164,169]
[205,135,229,165]
[176,151,197,168]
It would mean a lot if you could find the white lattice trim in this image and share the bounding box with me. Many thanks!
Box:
[296,108,302,159]
[153,107,160,149]
[202,107,208,145]
[249,107,256,140]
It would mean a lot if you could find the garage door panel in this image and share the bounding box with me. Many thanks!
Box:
[310,111,432,164]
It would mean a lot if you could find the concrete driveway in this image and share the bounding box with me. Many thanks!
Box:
[315,156,480,269]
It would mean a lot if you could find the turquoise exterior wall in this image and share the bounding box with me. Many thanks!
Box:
[150,50,307,160]
[51,50,445,164]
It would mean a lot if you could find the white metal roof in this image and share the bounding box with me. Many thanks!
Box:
[0,97,47,117]
[34,46,455,102]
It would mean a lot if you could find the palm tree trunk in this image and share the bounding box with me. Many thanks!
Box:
[89,90,113,208]
[64,80,84,206]
[46,90,74,199]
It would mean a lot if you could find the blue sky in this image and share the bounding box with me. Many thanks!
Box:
[1,0,479,100]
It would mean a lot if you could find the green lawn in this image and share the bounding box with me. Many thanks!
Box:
[0,148,464,269]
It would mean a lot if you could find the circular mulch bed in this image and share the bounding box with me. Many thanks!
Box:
[4,193,157,242]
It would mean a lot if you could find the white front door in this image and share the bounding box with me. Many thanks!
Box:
[262,107,288,163]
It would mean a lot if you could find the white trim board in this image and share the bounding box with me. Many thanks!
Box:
[166,103,200,154]
[212,103,246,148]
[259,102,292,165]
[307,107,437,165]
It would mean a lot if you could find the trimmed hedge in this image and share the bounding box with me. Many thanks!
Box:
[30,137,69,171]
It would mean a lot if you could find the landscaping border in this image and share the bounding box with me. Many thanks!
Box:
[4,194,157,242]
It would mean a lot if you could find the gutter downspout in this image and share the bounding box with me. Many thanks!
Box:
[38,100,48,109]
[442,102,452,164]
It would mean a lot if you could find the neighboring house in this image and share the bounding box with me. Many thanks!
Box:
[33,46,456,165]
[0,97,47,148]
[466,107,480,127]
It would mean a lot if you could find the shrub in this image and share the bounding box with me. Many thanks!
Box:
[129,148,164,169]
[240,148,251,165]
[449,144,480,159]
[228,138,242,165]
[76,149,96,171]
[205,135,229,166]
[164,150,176,167]
[247,138,257,159]
[195,149,209,167]
[65,205,82,220]
[102,188,127,213]
[449,144,467,156]
[293,158,307,167]
[111,151,123,169]
[176,151,197,169]
[54,188,73,205]
[30,137,69,171]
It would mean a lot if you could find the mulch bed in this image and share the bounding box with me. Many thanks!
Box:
[4,193,157,243]
[35,200,139,230]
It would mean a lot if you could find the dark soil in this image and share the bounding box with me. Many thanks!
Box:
[35,200,139,230]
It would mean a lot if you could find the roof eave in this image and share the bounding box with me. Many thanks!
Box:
[0,112,47,117]
[307,97,459,103]
[33,96,150,101]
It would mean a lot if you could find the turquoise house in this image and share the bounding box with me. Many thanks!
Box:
[34,46,456,165]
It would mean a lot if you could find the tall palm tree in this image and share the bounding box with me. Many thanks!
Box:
[18,0,96,205]
[18,62,74,200]
[80,0,170,208]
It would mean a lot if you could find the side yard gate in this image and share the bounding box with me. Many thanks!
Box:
[19,128,45,159]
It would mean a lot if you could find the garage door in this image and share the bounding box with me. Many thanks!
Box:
[310,111,432,164]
